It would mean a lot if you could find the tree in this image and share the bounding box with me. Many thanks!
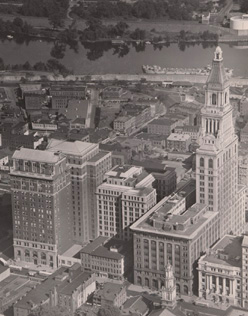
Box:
[241,0,248,13]
[23,61,32,70]
[115,21,129,36]
[179,30,186,40]
[13,17,24,28]
[33,61,47,71]
[97,305,121,316]
[0,58,5,70]
[48,9,65,29]
[86,17,103,31]
[30,305,72,316]
[50,42,66,59]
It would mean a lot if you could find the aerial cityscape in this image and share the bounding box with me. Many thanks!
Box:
[1,0,248,316]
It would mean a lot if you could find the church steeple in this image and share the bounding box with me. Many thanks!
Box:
[161,262,177,309]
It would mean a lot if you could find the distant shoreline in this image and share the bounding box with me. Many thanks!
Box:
[0,71,248,86]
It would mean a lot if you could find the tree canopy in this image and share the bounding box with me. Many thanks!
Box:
[30,305,72,316]
[240,0,248,13]
[71,0,200,20]
[97,305,121,316]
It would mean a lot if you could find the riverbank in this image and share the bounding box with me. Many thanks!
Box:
[0,11,247,49]
[0,12,236,38]
[0,71,247,86]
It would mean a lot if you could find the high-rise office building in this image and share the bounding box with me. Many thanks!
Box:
[46,139,112,243]
[196,46,245,237]
[131,196,219,295]
[130,47,245,296]
[11,148,72,269]
[96,165,156,240]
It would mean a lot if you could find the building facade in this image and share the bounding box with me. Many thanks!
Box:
[167,133,191,152]
[230,15,248,36]
[147,118,177,136]
[131,197,220,296]
[80,236,125,280]
[196,46,245,237]
[96,165,156,240]
[50,84,86,109]
[113,115,136,135]
[14,264,95,316]
[11,148,73,269]
[198,235,248,309]
[93,283,127,308]
[47,139,112,243]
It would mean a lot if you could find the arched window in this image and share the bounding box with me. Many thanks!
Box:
[152,279,158,290]
[33,251,38,258]
[25,250,30,257]
[208,159,213,169]
[200,158,204,167]
[176,284,180,293]
[41,252,46,260]
[212,93,217,105]
[145,278,149,287]
[137,276,142,285]
[183,285,188,295]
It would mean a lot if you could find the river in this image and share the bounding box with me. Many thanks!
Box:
[0,38,248,76]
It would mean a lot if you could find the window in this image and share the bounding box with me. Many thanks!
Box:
[208,159,213,169]
[212,93,217,105]
[200,158,204,167]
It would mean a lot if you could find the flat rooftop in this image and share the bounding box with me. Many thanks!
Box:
[15,264,92,309]
[167,133,191,141]
[136,133,167,141]
[131,200,217,240]
[176,178,196,196]
[91,246,123,260]
[148,118,175,126]
[124,187,155,197]
[114,115,133,122]
[20,84,42,92]
[201,235,243,268]
[81,236,110,255]
[71,117,86,124]
[46,139,97,156]
[87,151,110,163]
[103,86,123,92]
[12,148,63,164]
[94,282,125,302]
[61,244,83,258]
[50,84,86,91]
[107,165,142,179]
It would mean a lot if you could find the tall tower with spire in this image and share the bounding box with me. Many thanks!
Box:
[161,263,177,309]
[196,46,245,237]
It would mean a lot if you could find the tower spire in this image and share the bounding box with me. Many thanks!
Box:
[206,46,229,92]
[196,46,244,238]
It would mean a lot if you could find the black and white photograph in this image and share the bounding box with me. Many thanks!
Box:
[0,0,248,315]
